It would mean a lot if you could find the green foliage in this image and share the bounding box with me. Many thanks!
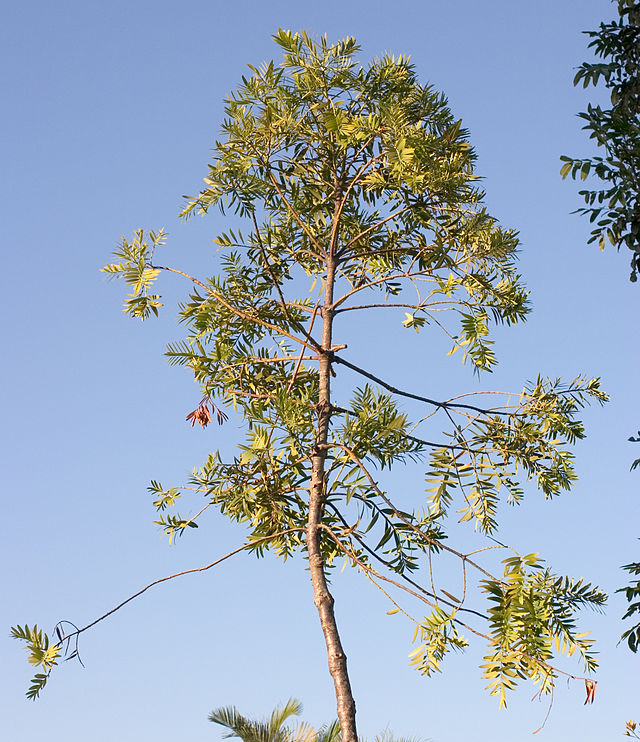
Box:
[408,554,605,709]
[102,229,165,318]
[426,376,607,533]
[16,31,606,717]
[561,0,640,282]
[630,431,640,471]
[338,386,424,469]
[208,698,415,742]
[100,30,605,704]
[619,557,640,652]
[409,605,469,676]
[563,4,640,673]
[209,698,339,742]
[480,555,604,708]
[10,625,60,700]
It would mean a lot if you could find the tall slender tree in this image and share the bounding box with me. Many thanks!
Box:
[14,31,607,739]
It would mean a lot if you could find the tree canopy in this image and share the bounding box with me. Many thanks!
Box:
[13,30,608,740]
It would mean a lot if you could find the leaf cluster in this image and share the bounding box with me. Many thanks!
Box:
[627,719,640,738]
[426,376,607,533]
[480,555,604,708]
[10,624,60,700]
[11,623,82,700]
[209,698,340,742]
[102,229,165,317]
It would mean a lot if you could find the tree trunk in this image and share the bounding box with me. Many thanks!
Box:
[307,251,358,742]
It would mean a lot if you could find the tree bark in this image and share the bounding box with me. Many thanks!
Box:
[307,246,358,742]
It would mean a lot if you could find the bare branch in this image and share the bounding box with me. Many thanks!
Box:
[334,301,456,315]
[321,524,594,688]
[62,530,304,641]
[332,150,384,231]
[287,300,322,393]
[332,268,435,309]
[331,353,519,417]
[251,209,292,317]
[330,405,482,453]
[325,502,487,620]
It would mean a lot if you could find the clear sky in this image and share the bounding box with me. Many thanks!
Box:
[2,1,638,741]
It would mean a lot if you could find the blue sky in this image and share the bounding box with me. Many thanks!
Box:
[2,1,638,741]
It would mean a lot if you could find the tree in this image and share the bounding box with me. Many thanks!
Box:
[13,31,608,739]
[209,697,415,742]
[560,0,640,282]
[560,0,640,658]
[209,697,340,742]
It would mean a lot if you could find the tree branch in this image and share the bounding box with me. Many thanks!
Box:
[325,502,487,620]
[339,205,413,254]
[331,353,519,417]
[320,524,594,689]
[329,442,507,586]
[267,171,327,256]
[150,263,322,353]
[59,530,305,642]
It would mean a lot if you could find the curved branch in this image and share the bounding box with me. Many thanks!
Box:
[330,405,483,453]
[332,150,384,234]
[62,530,304,642]
[334,301,453,315]
[266,172,327,257]
[329,442,507,586]
[287,300,322,393]
[332,268,433,310]
[339,205,413,254]
[320,524,594,687]
[150,263,322,353]
[325,502,487,620]
[331,353,519,417]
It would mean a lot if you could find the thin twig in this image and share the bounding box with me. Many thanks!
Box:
[339,205,412,253]
[325,501,487,620]
[330,404,483,453]
[267,171,326,256]
[320,524,594,687]
[67,530,304,640]
[328,442,507,586]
